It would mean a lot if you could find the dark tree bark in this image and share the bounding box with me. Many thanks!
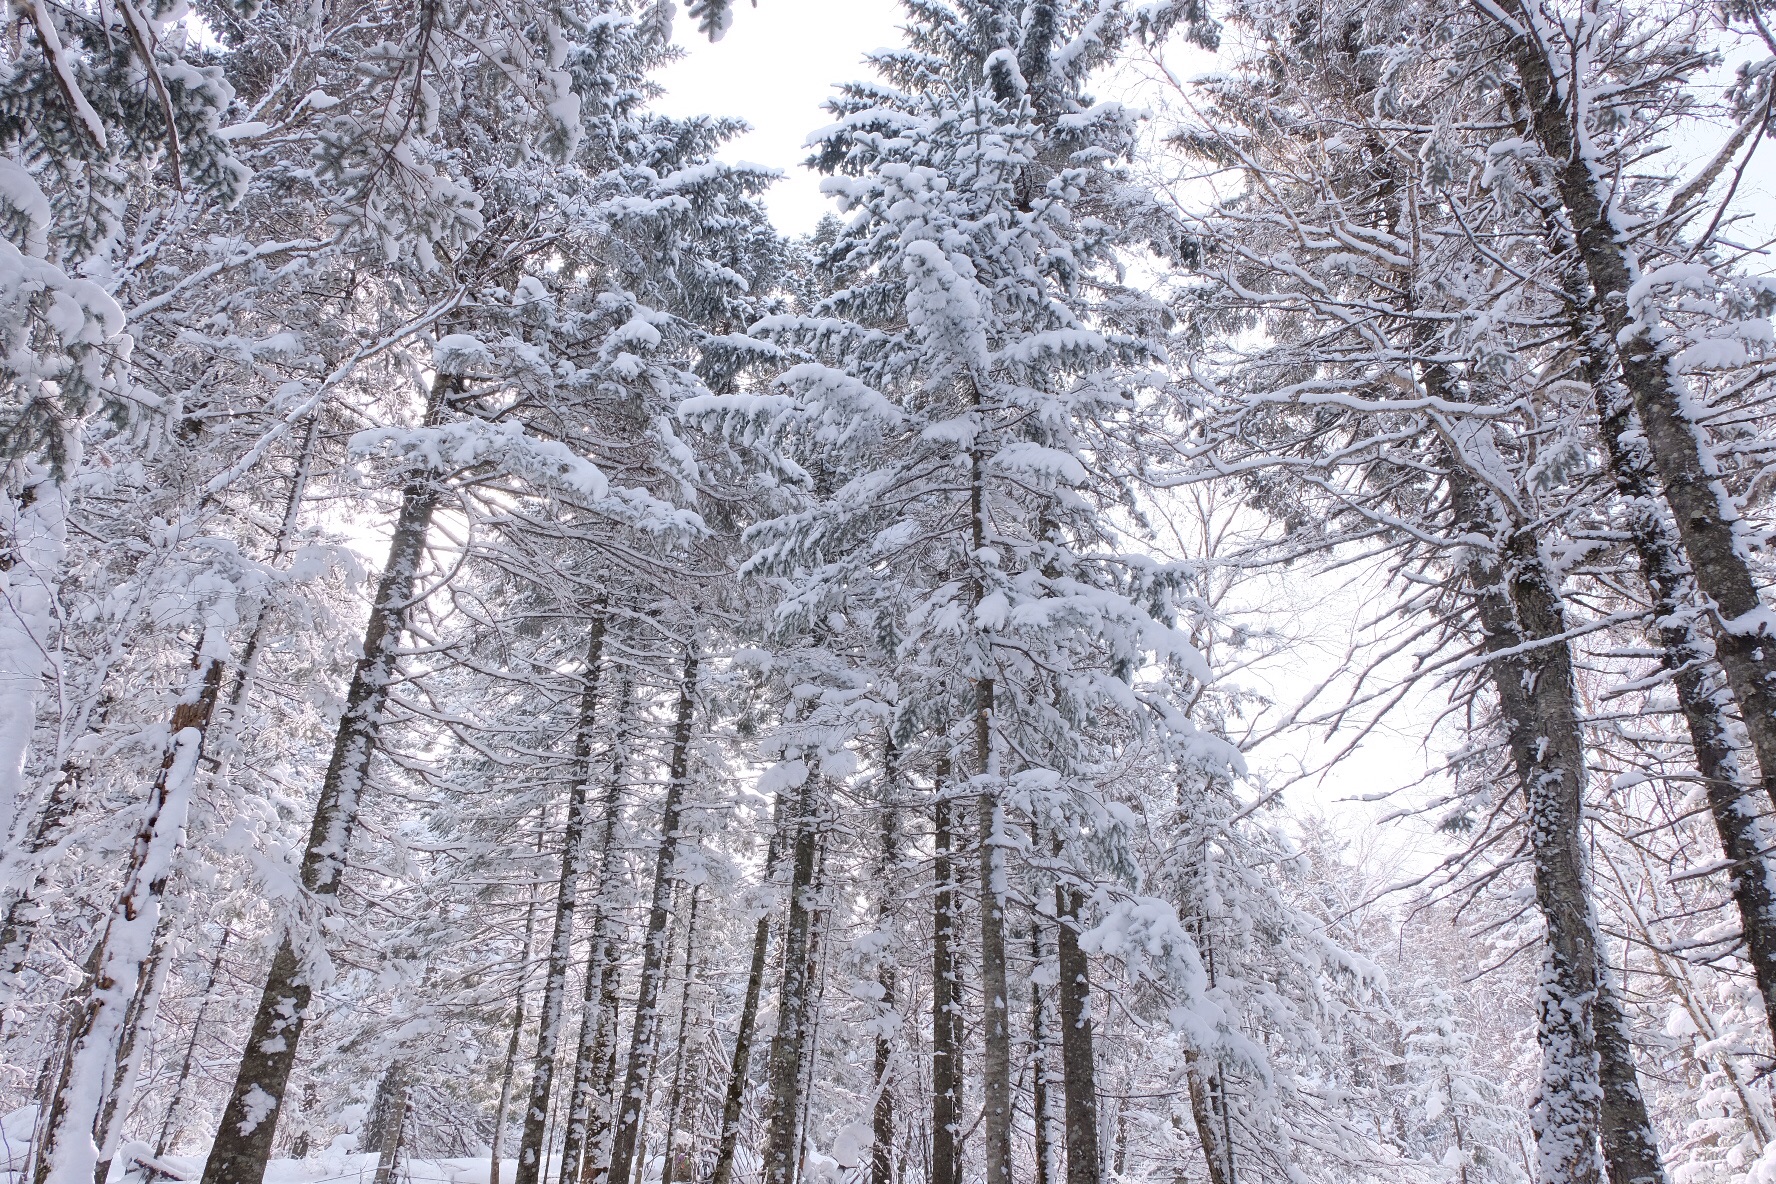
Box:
[1182,1049,1233,1184]
[657,886,702,1184]
[558,681,631,1184]
[1055,874,1100,1184]
[369,1063,409,1184]
[577,678,633,1184]
[1503,2,1776,815]
[491,823,549,1184]
[792,838,834,1184]
[930,759,962,1184]
[1558,263,1776,1046]
[1182,899,1233,1184]
[1593,966,1667,1184]
[968,400,1012,1184]
[1448,453,1664,1184]
[708,790,786,1184]
[604,649,700,1184]
[976,716,1011,1184]
[201,376,456,1184]
[761,764,821,1184]
[872,751,898,1184]
[514,617,608,1184]
[1030,916,1052,1184]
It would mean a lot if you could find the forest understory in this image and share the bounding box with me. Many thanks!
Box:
[3,1,1776,1183]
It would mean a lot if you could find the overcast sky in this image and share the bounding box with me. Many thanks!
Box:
[654,1,904,232]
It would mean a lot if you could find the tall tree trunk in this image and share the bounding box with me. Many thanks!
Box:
[579,680,634,1184]
[201,376,456,1184]
[1504,0,1776,810]
[976,721,1011,1184]
[872,750,898,1184]
[154,930,231,1157]
[491,967,528,1184]
[604,649,700,1184]
[492,823,549,1184]
[931,758,961,1184]
[34,646,224,1184]
[761,764,821,1184]
[1030,915,1052,1184]
[1592,965,1667,1184]
[626,879,684,1184]
[1564,281,1776,1043]
[557,888,605,1184]
[370,1063,410,1184]
[708,791,787,1184]
[1113,1098,1128,1179]
[559,680,630,1184]
[1055,873,1100,1184]
[1447,452,1659,1184]
[92,909,178,1184]
[514,618,609,1184]
[969,398,1012,1184]
[1182,1049,1233,1184]
[1182,913,1233,1184]
[657,887,702,1184]
[791,837,836,1184]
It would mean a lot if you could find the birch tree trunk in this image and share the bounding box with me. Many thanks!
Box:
[1503,0,1776,808]
[604,649,700,1184]
[514,617,608,1184]
[930,759,961,1184]
[761,766,821,1184]
[201,375,456,1184]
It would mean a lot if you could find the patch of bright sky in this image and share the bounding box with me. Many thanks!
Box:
[654,0,904,233]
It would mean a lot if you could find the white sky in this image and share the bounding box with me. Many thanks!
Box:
[654,0,905,232]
